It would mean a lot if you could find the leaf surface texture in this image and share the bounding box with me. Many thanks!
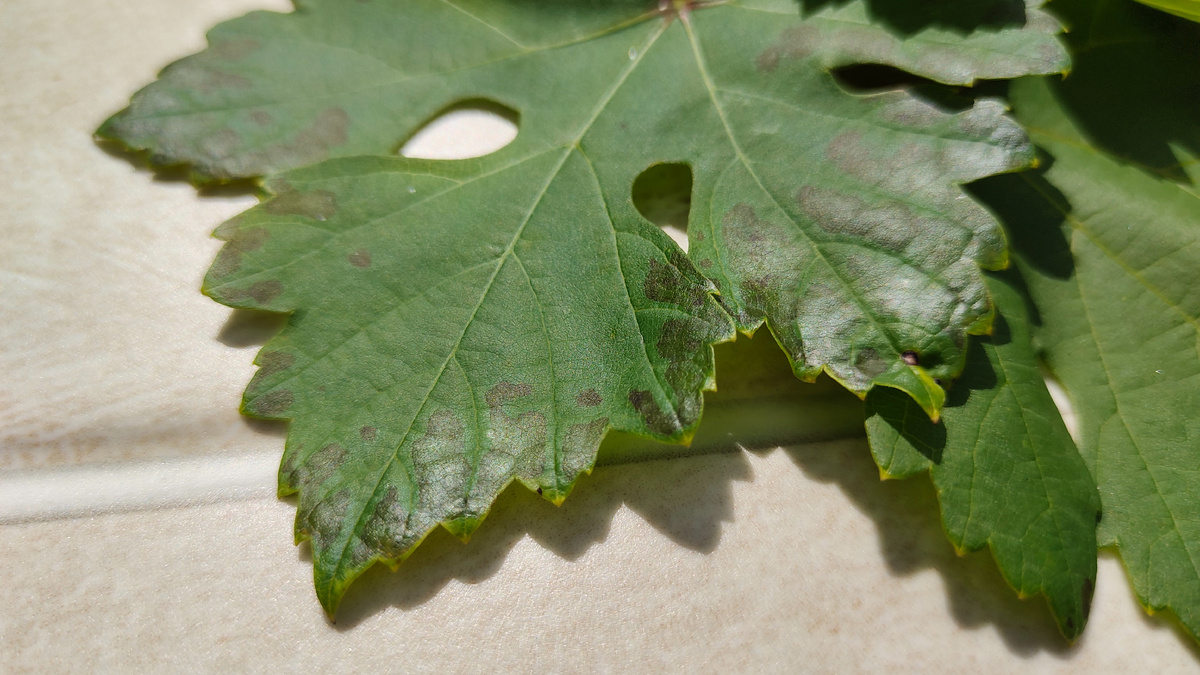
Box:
[101,0,1073,615]
[972,0,1200,640]
[866,273,1100,639]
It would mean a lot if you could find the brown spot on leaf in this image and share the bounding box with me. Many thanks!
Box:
[201,128,242,157]
[247,351,295,393]
[655,318,710,428]
[250,109,273,126]
[485,382,532,408]
[211,227,269,279]
[263,181,338,221]
[560,417,610,480]
[697,258,713,268]
[240,280,283,304]
[757,25,820,72]
[250,389,293,417]
[348,249,372,268]
[174,64,251,95]
[210,37,262,61]
[302,488,351,550]
[902,351,920,366]
[644,258,705,308]
[358,485,409,563]
[360,425,377,441]
[227,107,351,178]
[575,388,602,407]
[293,443,347,489]
[412,411,470,519]
[854,348,887,379]
[412,412,466,480]
[629,389,680,437]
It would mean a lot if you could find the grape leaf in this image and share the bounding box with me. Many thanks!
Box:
[100,0,1070,616]
[1134,0,1200,21]
[865,272,1100,640]
[970,0,1200,640]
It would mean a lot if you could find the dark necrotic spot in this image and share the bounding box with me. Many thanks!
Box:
[575,388,602,408]
[348,249,372,268]
[644,258,705,308]
[360,425,377,441]
[629,389,679,437]
[902,351,920,366]
[250,389,293,417]
[486,381,532,408]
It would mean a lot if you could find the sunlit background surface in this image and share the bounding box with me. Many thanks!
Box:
[1,0,1195,670]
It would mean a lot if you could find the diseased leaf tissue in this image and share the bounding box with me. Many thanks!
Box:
[99,0,1200,647]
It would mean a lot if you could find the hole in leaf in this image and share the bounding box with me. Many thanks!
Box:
[831,64,1008,112]
[398,99,519,160]
[632,162,693,252]
[831,64,934,93]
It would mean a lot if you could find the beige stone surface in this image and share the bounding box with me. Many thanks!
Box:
[2,0,1199,671]
[3,448,1199,673]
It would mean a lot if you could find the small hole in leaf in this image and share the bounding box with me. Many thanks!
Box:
[830,64,1005,112]
[831,64,934,93]
[632,162,693,252]
[398,99,519,160]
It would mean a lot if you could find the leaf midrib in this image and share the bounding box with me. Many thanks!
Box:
[323,20,673,596]
[683,14,908,370]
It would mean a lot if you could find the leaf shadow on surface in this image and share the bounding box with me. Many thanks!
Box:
[217,308,288,348]
[327,448,754,629]
[779,441,1075,657]
[1095,548,1200,662]
[93,138,262,197]
[320,342,1085,654]
[799,0,1028,36]
[969,158,1200,659]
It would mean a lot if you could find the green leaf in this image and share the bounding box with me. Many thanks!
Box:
[1134,0,1200,21]
[971,0,1200,640]
[208,155,736,616]
[865,272,1100,640]
[101,0,1071,616]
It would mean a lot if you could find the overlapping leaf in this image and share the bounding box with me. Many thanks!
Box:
[865,272,1100,639]
[969,0,1200,640]
[101,0,1073,615]
[1135,0,1200,21]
